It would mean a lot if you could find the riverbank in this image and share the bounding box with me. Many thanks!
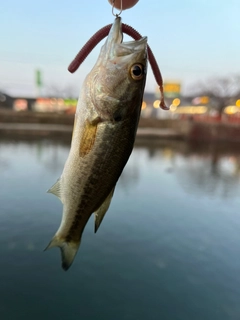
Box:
[0,109,183,139]
[1,109,240,142]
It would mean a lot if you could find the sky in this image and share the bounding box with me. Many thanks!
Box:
[1,0,240,97]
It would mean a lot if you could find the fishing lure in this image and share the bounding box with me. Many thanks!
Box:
[68,15,168,110]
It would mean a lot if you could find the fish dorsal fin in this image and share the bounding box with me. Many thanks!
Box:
[94,187,115,233]
[47,178,63,203]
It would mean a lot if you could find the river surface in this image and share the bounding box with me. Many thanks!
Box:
[1,137,240,320]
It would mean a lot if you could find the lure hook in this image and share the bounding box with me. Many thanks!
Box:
[112,0,122,17]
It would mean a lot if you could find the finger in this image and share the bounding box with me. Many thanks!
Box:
[108,0,139,10]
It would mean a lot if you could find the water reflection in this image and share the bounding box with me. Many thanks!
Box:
[1,138,240,199]
[175,154,240,198]
[35,141,69,173]
[1,137,240,320]
[134,140,240,199]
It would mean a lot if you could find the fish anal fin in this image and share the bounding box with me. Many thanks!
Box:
[94,188,115,233]
[47,178,63,203]
[44,235,80,271]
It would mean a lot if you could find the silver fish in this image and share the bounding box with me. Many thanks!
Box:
[45,17,148,270]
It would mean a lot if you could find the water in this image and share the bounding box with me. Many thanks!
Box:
[1,137,240,320]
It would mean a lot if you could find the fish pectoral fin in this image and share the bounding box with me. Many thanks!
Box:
[47,178,63,203]
[44,235,80,271]
[79,118,102,157]
[94,187,115,233]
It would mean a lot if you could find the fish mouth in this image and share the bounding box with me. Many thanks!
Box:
[105,17,147,58]
[106,16,123,46]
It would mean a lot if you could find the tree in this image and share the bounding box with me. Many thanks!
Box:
[45,84,78,98]
[190,75,240,113]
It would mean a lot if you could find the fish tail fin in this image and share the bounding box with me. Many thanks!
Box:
[44,235,80,271]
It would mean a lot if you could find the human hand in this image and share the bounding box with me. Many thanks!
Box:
[108,0,139,10]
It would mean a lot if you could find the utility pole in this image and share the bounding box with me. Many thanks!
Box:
[35,69,43,97]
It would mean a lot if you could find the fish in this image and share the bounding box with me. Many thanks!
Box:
[45,16,148,271]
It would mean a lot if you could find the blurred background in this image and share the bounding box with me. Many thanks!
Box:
[1,1,240,320]
[1,0,240,120]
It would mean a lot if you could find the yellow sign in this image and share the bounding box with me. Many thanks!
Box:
[164,83,181,93]
[162,82,181,98]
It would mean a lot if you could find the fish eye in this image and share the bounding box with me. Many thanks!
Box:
[130,64,144,80]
